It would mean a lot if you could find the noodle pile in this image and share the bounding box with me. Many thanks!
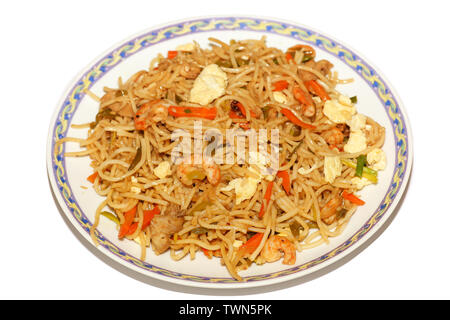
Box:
[57,37,385,281]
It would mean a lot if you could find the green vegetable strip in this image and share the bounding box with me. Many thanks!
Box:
[341,159,378,183]
[355,155,367,178]
[100,211,120,225]
[128,146,142,171]
[191,227,209,235]
[302,55,313,63]
[289,221,301,238]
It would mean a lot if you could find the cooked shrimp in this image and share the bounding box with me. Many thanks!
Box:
[134,100,168,130]
[261,235,296,265]
[176,155,221,186]
[202,156,221,185]
[266,107,278,121]
[179,63,201,79]
[321,127,345,146]
[314,60,334,77]
[100,89,134,117]
[301,104,316,118]
[299,59,334,81]
[293,86,315,117]
[320,196,342,224]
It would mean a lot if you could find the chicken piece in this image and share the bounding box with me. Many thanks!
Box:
[189,64,227,105]
[150,204,185,255]
[100,90,134,118]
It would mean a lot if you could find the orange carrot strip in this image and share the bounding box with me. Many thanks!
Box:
[239,122,251,130]
[277,170,291,194]
[87,172,98,184]
[141,206,160,229]
[280,108,316,130]
[285,52,294,63]
[118,205,137,239]
[259,181,274,218]
[304,80,330,101]
[342,191,366,206]
[167,51,178,59]
[201,248,212,259]
[168,106,217,120]
[272,80,289,92]
[238,233,264,255]
[234,101,257,118]
[126,205,161,236]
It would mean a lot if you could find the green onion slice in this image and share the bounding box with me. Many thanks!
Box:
[355,155,367,178]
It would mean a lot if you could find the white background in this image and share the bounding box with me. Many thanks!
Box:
[1,0,449,300]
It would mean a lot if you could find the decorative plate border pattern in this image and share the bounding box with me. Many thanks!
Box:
[50,17,409,284]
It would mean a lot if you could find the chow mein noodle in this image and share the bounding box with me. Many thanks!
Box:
[56,37,386,281]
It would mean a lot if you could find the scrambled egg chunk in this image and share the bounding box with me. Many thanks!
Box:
[367,148,387,171]
[323,94,356,124]
[351,177,373,190]
[324,156,342,183]
[233,240,243,248]
[175,42,195,52]
[189,64,227,105]
[248,151,276,181]
[273,91,288,104]
[221,177,259,205]
[221,151,275,204]
[344,130,367,153]
[130,176,141,194]
[348,113,367,131]
[153,161,171,179]
[344,114,367,154]
[130,186,141,194]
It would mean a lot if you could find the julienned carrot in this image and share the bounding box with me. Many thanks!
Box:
[342,191,366,206]
[118,205,137,239]
[259,181,274,218]
[239,122,251,130]
[142,206,160,229]
[272,80,289,92]
[87,171,99,184]
[126,220,138,236]
[168,106,217,120]
[126,206,161,236]
[201,248,212,259]
[280,108,316,130]
[167,50,178,59]
[238,233,264,255]
[304,80,330,101]
[228,110,242,119]
[277,170,291,194]
[234,101,257,118]
[285,52,294,63]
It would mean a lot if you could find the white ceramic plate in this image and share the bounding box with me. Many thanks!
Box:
[46,16,413,289]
